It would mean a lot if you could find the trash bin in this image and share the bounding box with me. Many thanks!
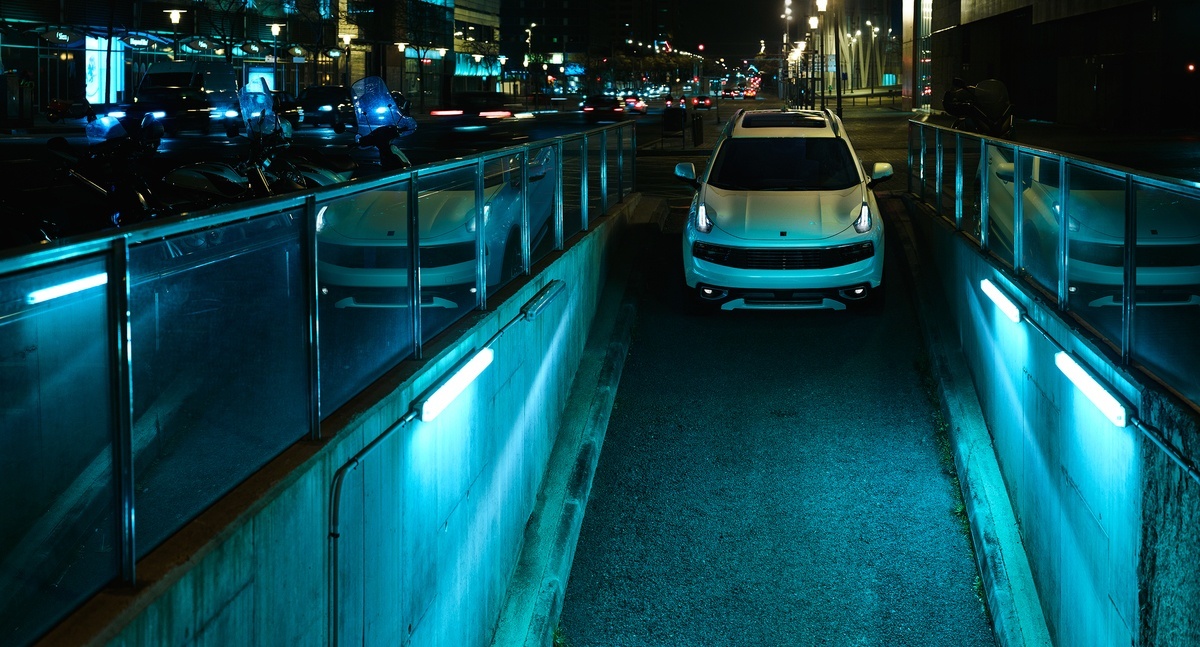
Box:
[691,112,704,146]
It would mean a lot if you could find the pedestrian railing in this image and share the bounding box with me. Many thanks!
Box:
[0,122,634,647]
[906,120,1200,412]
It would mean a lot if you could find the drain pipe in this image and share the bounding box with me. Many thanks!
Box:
[327,280,566,645]
[1132,417,1200,487]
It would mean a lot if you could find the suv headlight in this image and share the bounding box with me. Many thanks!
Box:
[692,201,714,234]
[853,202,872,234]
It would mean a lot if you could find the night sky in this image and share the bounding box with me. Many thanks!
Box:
[677,0,903,62]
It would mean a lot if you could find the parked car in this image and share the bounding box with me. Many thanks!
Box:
[673,108,893,311]
[315,148,557,309]
[296,85,356,133]
[581,95,625,123]
[981,146,1200,306]
[113,60,241,137]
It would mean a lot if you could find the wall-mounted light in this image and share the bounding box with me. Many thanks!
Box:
[1055,351,1128,427]
[164,9,185,25]
[27,273,108,304]
[980,278,1023,324]
[416,348,494,422]
[340,33,352,46]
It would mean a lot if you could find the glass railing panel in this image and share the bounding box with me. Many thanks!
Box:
[982,142,1017,269]
[960,136,982,243]
[1065,166,1127,348]
[417,166,480,342]
[1130,183,1200,403]
[621,126,635,198]
[606,129,621,206]
[315,179,415,412]
[1018,151,1062,302]
[483,153,526,299]
[908,123,922,191]
[127,213,308,557]
[0,256,119,647]
[587,134,604,223]
[939,133,958,222]
[527,144,559,268]
[923,129,938,201]
[562,137,585,243]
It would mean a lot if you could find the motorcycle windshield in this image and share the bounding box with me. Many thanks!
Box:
[85,116,128,145]
[351,76,416,137]
[240,81,282,137]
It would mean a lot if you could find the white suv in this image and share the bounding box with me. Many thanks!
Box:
[674,108,894,311]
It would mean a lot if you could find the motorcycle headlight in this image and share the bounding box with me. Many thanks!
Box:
[692,200,714,234]
[853,202,872,234]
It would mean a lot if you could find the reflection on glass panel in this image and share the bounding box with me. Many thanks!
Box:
[940,136,958,221]
[621,128,635,198]
[128,215,308,557]
[484,153,527,300]
[908,125,921,189]
[1065,166,1126,348]
[0,257,118,647]
[923,130,937,201]
[1131,185,1200,403]
[418,167,480,342]
[1019,152,1062,301]
[316,180,415,412]
[562,138,584,243]
[606,129,621,205]
[982,143,1016,268]
[527,145,559,268]
[587,134,604,222]
[960,136,982,242]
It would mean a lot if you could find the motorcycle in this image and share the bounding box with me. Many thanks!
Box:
[943,78,1014,138]
[351,76,417,171]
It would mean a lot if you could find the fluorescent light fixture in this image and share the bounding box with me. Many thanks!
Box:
[416,348,494,422]
[1055,351,1128,427]
[27,273,108,304]
[980,278,1022,323]
[520,279,566,321]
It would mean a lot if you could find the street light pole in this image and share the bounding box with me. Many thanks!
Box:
[341,34,353,87]
[164,10,186,62]
[269,24,284,92]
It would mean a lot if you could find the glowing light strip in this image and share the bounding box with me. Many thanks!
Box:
[1055,351,1128,427]
[416,348,494,422]
[980,278,1022,324]
[27,273,108,304]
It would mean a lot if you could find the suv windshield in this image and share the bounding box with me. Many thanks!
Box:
[708,137,860,191]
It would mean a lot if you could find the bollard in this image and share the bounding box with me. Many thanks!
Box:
[691,113,704,146]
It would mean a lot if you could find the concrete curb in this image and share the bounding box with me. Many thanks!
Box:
[883,192,1051,647]
[490,207,651,647]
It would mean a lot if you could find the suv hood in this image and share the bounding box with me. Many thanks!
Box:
[702,184,864,240]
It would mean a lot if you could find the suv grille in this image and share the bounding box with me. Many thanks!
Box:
[693,241,874,270]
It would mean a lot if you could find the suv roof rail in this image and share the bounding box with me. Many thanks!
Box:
[822,108,840,137]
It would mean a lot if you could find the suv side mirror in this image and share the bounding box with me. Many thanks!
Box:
[674,162,700,190]
[867,162,894,188]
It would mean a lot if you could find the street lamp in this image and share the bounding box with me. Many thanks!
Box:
[340,33,353,87]
[164,9,186,61]
[395,41,408,94]
[269,24,285,91]
[525,23,537,96]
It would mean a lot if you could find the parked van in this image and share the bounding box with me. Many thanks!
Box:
[129,61,241,136]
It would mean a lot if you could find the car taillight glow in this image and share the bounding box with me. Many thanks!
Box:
[480,111,512,118]
[431,109,464,116]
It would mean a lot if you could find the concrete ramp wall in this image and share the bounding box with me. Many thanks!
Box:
[40,197,642,647]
